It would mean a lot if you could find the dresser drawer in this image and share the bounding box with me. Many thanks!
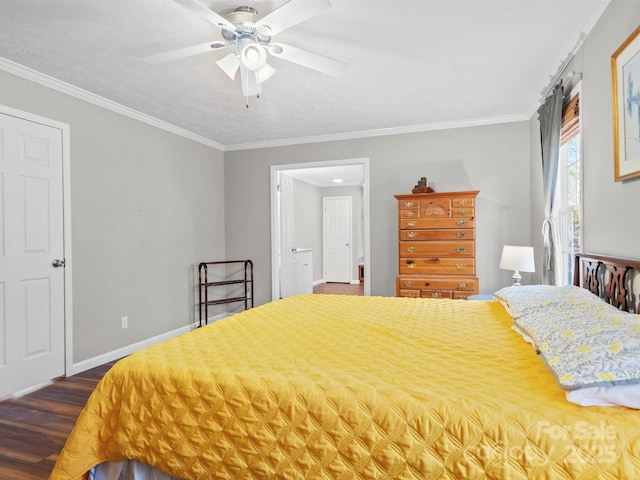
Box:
[420,290,454,299]
[398,208,419,219]
[400,218,475,230]
[452,196,475,207]
[399,258,475,275]
[400,229,475,241]
[420,198,451,218]
[398,199,419,209]
[399,240,474,257]
[396,276,479,298]
[398,288,421,298]
[397,277,477,291]
[451,206,475,218]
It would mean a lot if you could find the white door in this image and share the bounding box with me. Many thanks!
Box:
[0,112,65,398]
[279,172,296,298]
[323,196,352,283]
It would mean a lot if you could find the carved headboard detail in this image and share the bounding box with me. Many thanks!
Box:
[573,254,640,313]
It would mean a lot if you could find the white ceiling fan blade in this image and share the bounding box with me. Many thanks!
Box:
[270,43,346,78]
[256,0,331,36]
[216,53,240,80]
[173,0,237,32]
[144,41,226,64]
[240,65,262,97]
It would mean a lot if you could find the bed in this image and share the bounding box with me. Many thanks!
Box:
[51,253,640,480]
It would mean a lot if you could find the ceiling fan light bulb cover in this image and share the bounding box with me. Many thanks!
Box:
[256,63,276,83]
[241,44,267,71]
[216,53,240,80]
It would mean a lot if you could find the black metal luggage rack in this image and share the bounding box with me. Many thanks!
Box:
[197,260,253,327]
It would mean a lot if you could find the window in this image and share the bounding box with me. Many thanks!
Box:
[556,89,582,285]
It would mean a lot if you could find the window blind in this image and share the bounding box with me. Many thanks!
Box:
[560,92,579,145]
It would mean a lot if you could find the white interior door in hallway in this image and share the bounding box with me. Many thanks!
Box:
[278,172,296,298]
[323,196,352,283]
[0,110,66,399]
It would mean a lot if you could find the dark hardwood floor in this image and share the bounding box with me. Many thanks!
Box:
[313,282,364,295]
[0,362,116,480]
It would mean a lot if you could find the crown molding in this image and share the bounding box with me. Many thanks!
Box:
[0,56,529,153]
[0,56,225,151]
[223,114,529,151]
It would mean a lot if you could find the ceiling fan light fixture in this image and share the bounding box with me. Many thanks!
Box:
[256,63,276,83]
[240,43,267,71]
[216,53,240,80]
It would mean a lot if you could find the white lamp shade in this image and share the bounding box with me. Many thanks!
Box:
[499,245,535,272]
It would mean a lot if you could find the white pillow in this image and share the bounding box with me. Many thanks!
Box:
[566,385,640,409]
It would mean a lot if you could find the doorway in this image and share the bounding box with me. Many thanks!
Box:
[270,158,370,300]
[0,105,72,399]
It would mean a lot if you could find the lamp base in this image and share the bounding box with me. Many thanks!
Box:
[512,270,522,286]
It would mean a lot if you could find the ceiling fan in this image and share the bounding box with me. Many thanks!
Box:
[145,0,346,102]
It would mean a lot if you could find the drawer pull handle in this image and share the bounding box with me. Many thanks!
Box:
[431,292,442,299]
[456,220,467,226]
[407,246,417,253]
[404,293,416,298]
[407,231,417,238]
[456,246,467,253]
[407,262,416,269]
[407,221,417,227]
[458,282,468,289]
[456,231,467,238]
[458,200,468,206]
[404,281,414,287]
[405,211,415,217]
[459,295,468,300]
[404,201,415,207]
[459,209,468,215]
[456,264,467,270]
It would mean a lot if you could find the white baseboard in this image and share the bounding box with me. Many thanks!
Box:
[69,314,227,376]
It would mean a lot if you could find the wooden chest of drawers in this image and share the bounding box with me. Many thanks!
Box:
[395,190,479,299]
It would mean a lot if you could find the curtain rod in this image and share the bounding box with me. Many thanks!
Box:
[539,32,586,101]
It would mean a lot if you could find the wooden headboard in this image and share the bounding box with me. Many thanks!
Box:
[573,253,640,313]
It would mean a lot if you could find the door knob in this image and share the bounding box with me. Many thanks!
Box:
[52,259,65,268]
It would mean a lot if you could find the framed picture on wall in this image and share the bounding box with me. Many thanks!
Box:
[612,25,640,181]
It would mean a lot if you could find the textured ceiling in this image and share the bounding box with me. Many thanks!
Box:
[0,0,609,150]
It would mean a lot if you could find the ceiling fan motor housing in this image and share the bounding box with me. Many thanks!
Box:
[222,6,271,45]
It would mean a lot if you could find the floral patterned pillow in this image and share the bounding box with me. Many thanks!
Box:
[494,285,640,390]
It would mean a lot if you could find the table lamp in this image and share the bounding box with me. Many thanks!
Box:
[499,245,535,286]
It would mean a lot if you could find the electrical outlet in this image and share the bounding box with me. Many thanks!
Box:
[121,316,128,329]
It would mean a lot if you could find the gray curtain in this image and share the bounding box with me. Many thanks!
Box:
[538,83,563,285]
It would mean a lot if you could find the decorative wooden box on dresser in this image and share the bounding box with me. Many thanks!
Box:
[395,190,480,299]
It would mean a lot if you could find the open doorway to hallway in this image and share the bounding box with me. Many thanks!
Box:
[270,158,370,300]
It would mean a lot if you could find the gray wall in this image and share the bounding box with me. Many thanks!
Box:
[292,178,323,281]
[225,121,531,303]
[529,0,640,278]
[0,70,225,363]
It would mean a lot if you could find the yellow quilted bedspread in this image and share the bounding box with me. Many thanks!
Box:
[51,295,640,479]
